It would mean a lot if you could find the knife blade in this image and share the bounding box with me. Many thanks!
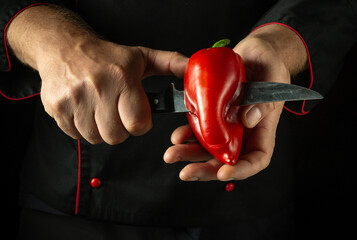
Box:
[146,82,323,113]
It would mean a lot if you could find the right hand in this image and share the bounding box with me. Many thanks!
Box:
[38,38,188,145]
[6,5,188,145]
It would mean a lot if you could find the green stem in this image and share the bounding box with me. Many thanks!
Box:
[212,39,231,48]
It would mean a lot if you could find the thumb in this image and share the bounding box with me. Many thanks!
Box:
[241,102,278,128]
[138,47,189,78]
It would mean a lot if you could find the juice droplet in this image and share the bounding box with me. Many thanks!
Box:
[225,182,235,192]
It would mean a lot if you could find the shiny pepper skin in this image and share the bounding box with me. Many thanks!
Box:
[184,46,246,165]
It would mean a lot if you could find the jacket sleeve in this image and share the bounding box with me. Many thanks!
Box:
[252,0,357,114]
[0,0,63,99]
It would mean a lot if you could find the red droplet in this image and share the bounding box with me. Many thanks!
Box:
[225,182,235,192]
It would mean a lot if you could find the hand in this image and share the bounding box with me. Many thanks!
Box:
[39,39,187,145]
[164,24,307,181]
[6,5,188,145]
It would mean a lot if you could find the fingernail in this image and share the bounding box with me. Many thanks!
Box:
[246,106,262,127]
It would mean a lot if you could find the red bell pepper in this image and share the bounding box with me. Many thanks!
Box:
[184,39,246,165]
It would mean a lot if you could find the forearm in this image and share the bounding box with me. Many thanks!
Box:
[235,24,308,76]
[6,5,95,70]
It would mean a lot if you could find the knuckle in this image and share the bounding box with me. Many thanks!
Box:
[67,82,85,104]
[108,64,132,91]
[267,102,276,111]
[110,63,129,81]
[50,99,68,116]
[83,73,104,96]
[105,132,129,145]
[171,51,183,59]
[80,67,113,97]
[41,94,64,116]
[43,88,80,116]
[125,118,152,136]
[82,128,103,145]
[169,50,180,57]
[260,102,275,113]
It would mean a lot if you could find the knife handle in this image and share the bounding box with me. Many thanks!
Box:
[146,84,174,113]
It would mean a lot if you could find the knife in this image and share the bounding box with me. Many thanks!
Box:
[146,82,323,113]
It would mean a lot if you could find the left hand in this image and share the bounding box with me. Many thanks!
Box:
[163,25,307,181]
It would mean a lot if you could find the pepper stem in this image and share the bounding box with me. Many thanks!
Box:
[212,39,231,48]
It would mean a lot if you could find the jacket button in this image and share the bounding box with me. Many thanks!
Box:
[90,178,102,188]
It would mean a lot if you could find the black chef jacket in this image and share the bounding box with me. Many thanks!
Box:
[1,0,357,227]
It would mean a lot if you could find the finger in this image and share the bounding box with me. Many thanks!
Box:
[138,47,189,78]
[164,143,212,164]
[218,119,277,181]
[55,114,82,140]
[94,100,129,145]
[73,109,103,144]
[217,151,271,181]
[179,159,223,181]
[171,124,196,144]
[241,101,283,128]
[42,95,82,140]
[118,83,152,136]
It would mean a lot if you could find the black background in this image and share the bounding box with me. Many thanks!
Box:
[1,43,356,238]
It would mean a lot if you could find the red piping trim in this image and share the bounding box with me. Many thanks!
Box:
[251,22,314,115]
[2,2,82,214]
[0,90,40,100]
[1,3,51,101]
[3,3,51,72]
[75,139,81,215]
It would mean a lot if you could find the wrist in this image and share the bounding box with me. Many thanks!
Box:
[7,5,96,70]
[245,24,308,76]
